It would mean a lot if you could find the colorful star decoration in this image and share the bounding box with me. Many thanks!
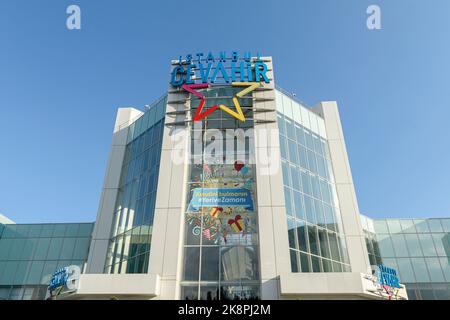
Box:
[181,82,260,122]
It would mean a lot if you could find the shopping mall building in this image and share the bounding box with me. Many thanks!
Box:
[0,53,449,300]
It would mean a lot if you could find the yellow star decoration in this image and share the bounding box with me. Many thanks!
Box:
[218,82,260,122]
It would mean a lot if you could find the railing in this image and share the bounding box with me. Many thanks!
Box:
[275,84,309,109]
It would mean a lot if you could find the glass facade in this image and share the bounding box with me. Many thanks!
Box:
[105,96,167,274]
[181,86,260,300]
[276,91,351,273]
[361,215,450,300]
[0,222,93,300]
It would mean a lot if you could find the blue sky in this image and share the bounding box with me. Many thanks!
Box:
[1,0,449,223]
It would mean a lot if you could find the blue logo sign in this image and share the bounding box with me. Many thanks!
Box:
[170,51,270,87]
[378,264,400,288]
[49,267,69,290]
[188,188,254,212]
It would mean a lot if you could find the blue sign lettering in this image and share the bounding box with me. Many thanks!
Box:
[170,51,270,87]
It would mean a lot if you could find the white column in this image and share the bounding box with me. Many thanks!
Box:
[254,58,291,300]
[86,108,143,273]
[312,102,370,273]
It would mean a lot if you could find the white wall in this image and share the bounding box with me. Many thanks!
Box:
[86,108,144,273]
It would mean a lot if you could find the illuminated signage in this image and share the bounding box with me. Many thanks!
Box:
[47,265,81,299]
[170,51,270,87]
[377,264,400,289]
[170,51,271,123]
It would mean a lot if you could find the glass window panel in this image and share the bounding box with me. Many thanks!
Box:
[332,261,342,272]
[434,287,450,300]
[314,200,325,227]
[39,225,54,237]
[328,232,341,261]
[376,234,395,257]
[52,225,67,237]
[307,150,317,174]
[386,220,402,234]
[440,219,450,232]
[15,225,30,238]
[310,175,321,199]
[200,285,219,301]
[183,247,200,281]
[425,258,445,282]
[300,252,310,272]
[9,288,24,300]
[296,220,308,252]
[323,204,335,232]
[285,119,295,140]
[281,161,290,187]
[311,255,322,272]
[304,129,314,151]
[303,196,316,224]
[46,238,63,260]
[290,250,299,272]
[431,234,447,256]
[312,134,322,155]
[301,170,311,195]
[414,220,430,233]
[13,261,30,285]
[8,239,26,260]
[292,190,305,221]
[59,238,76,260]
[411,257,431,282]
[308,225,319,256]
[318,229,331,259]
[418,234,438,256]
[427,220,444,233]
[373,220,389,234]
[1,225,17,238]
[288,141,298,164]
[77,224,93,237]
[439,257,450,282]
[0,261,19,285]
[201,247,219,281]
[65,224,79,237]
[277,114,285,136]
[287,218,296,249]
[26,261,45,285]
[181,286,199,300]
[20,238,37,261]
[391,234,409,257]
[284,187,293,217]
[298,145,308,169]
[316,155,327,179]
[396,258,416,283]
[279,136,287,159]
[72,238,90,260]
[404,234,423,257]
[322,258,332,272]
[338,235,350,264]
[290,165,300,190]
[319,180,331,204]
[399,219,416,233]
[419,288,435,300]
[295,125,305,146]
[33,238,51,260]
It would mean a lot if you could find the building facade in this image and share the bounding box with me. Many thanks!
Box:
[361,216,450,300]
[0,222,93,300]
[76,53,406,300]
[0,53,448,300]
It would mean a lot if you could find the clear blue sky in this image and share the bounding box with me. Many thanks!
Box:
[1,0,449,223]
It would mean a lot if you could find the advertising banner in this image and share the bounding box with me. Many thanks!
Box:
[187,188,254,212]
